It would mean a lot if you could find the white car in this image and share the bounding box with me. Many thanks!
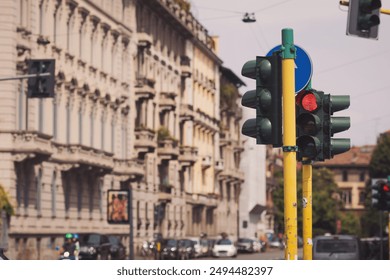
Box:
[212,239,237,258]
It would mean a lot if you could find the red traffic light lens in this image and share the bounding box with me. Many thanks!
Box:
[301,92,318,112]
[383,185,390,192]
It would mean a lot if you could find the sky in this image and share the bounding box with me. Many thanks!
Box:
[189,0,390,147]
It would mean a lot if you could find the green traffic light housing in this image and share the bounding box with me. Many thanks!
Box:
[296,89,325,161]
[241,53,282,147]
[371,179,390,210]
[323,94,351,159]
[347,0,381,40]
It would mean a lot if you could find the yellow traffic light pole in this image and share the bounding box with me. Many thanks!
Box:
[281,28,298,260]
[302,158,313,260]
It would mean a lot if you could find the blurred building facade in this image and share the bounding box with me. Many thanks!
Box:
[314,145,375,212]
[0,0,243,259]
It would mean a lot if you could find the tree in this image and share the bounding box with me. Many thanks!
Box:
[369,134,390,178]
[0,184,14,217]
[360,133,390,237]
[272,167,356,236]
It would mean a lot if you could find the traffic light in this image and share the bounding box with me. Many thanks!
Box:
[347,0,381,39]
[323,94,351,159]
[295,89,325,161]
[372,179,390,210]
[241,53,282,147]
[27,59,55,98]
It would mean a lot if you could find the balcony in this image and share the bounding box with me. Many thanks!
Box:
[3,131,53,163]
[179,103,194,122]
[134,127,156,155]
[158,181,173,203]
[137,32,152,49]
[215,160,224,172]
[157,139,179,161]
[135,76,156,100]
[201,156,212,169]
[219,167,245,183]
[113,158,144,180]
[180,55,192,78]
[178,146,198,166]
[159,92,176,111]
[51,143,114,172]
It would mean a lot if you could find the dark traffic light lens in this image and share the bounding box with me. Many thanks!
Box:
[301,92,318,112]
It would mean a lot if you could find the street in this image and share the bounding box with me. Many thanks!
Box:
[197,248,303,260]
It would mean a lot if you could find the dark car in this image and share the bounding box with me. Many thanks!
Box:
[161,239,179,260]
[178,239,196,259]
[78,233,112,260]
[108,235,126,260]
[237,238,255,253]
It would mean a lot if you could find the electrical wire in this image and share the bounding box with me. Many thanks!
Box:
[316,49,390,75]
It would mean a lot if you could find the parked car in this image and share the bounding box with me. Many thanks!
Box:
[178,239,196,259]
[78,233,112,260]
[108,235,126,260]
[212,238,237,258]
[188,237,209,258]
[237,238,255,253]
[313,235,361,260]
[161,239,180,260]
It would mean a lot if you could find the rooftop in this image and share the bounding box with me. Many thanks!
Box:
[314,145,375,167]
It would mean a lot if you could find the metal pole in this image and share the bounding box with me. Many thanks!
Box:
[302,159,313,260]
[0,73,51,81]
[281,28,298,260]
[380,210,383,260]
[25,81,28,131]
[388,212,390,260]
[129,185,134,260]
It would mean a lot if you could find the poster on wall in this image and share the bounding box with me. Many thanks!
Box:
[107,190,129,224]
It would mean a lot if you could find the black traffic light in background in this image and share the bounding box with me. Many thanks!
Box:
[371,179,390,211]
[241,53,282,147]
[295,89,325,161]
[347,0,381,39]
[323,94,351,159]
[27,59,55,98]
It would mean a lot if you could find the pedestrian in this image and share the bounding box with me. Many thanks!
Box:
[73,233,80,260]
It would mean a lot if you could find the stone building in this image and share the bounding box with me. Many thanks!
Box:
[0,0,243,259]
[314,145,375,212]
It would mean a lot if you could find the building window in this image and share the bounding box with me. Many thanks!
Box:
[243,221,248,228]
[36,168,42,216]
[359,172,365,182]
[342,170,348,182]
[341,189,352,206]
[53,97,58,140]
[77,175,83,218]
[359,190,365,205]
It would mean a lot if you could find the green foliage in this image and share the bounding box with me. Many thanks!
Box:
[272,167,353,237]
[220,84,238,110]
[157,126,171,141]
[369,134,390,178]
[0,184,14,216]
[173,0,191,12]
[338,211,361,236]
[360,134,390,236]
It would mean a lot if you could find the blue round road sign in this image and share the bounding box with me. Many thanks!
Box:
[266,45,312,93]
